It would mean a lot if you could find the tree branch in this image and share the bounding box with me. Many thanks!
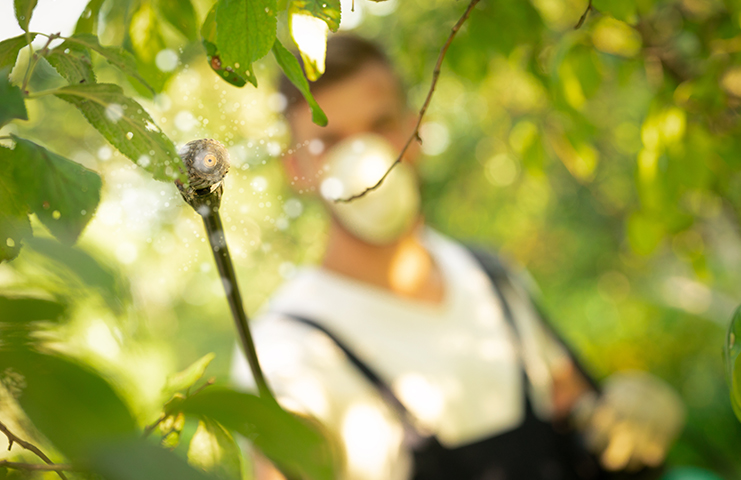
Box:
[0,460,75,472]
[335,0,481,203]
[574,0,593,29]
[0,420,68,480]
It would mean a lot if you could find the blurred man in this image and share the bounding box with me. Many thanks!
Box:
[232,34,685,480]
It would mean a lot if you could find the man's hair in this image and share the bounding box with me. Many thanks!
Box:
[279,34,394,110]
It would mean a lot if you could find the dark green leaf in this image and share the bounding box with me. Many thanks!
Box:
[181,388,335,480]
[157,0,198,41]
[13,0,37,32]
[0,349,137,461]
[289,0,341,32]
[272,39,327,126]
[45,39,96,85]
[215,0,277,82]
[9,135,101,244]
[89,439,215,480]
[187,418,243,479]
[0,33,36,70]
[0,147,31,263]
[26,236,131,314]
[62,33,153,94]
[201,4,252,87]
[53,83,186,183]
[165,353,216,395]
[726,306,741,421]
[0,295,67,323]
[74,0,105,34]
[0,68,27,128]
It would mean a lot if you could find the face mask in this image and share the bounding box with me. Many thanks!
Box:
[319,133,421,246]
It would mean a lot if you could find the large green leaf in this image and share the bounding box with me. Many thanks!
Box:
[89,439,215,480]
[0,349,138,461]
[215,0,277,82]
[187,418,243,479]
[158,0,198,41]
[9,136,101,244]
[0,33,36,70]
[13,0,37,32]
[26,236,131,314]
[201,4,252,87]
[272,39,327,126]
[74,0,105,34]
[61,33,153,93]
[0,295,68,347]
[181,388,335,480]
[128,2,172,94]
[726,306,741,421]
[0,68,27,128]
[53,83,186,183]
[0,148,31,263]
[45,39,96,85]
[288,0,341,32]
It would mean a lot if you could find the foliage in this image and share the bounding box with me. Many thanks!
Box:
[0,0,741,478]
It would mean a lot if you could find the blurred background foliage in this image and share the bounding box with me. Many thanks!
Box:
[1,0,741,478]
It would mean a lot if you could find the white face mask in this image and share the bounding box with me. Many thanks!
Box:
[319,133,421,246]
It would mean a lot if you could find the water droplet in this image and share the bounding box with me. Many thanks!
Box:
[52,210,61,220]
[126,132,134,140]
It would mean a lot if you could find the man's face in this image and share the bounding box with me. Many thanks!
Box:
[284,61,417,191]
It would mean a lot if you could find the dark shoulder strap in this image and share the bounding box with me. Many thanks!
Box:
[465,245,600,392]
[281,314,428,444]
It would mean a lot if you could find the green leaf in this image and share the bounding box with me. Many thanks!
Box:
[0,349,138,461]
[129,3,172,93]
[53,83,186,183]
[215,0,277,80]
[726,306,741,421]
[74,0,105,34]
[187,418,243,480]
[165,353,216,394]
[13,0,37,32]
[288,0,341,32]
[0,295,67,323]
[0,33,36,70]
[89,439,216,480]
[272,39,327,126]
[181,388,335,480]
[26,236,131,314]
[0,68,27,128]
[157,0,199,41]
[8,136,102,244]
[0,148,31,263]
[592,0,638,23]
[201,4,252,87]
[62,33,153,94]
[45,39,96,85]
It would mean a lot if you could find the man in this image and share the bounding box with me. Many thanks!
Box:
[232,34,685,480]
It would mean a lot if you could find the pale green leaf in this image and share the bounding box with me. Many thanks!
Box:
[726,306,741,421]
[0,33,36,70]
[289,11,328,81]
[272,39,327,126]
[74,0,105,34]
[188,418,243,480]
[215,0,277,82]
[158,0,198,41]
[288,0,341,32]
[13,0,37,32]
[166,353,216,394]
[53,83,186,183]
[9,135,102,244]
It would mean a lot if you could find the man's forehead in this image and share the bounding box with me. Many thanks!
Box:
[286,62,404,139]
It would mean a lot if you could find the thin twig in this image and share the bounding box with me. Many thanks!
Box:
[574,0,593,29]
[0,420,68,480]
[335,0,481,203]
[0,460,75,472]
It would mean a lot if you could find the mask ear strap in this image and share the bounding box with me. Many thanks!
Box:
[280,313,432,447]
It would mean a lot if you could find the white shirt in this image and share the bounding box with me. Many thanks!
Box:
[231,230,569,480]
